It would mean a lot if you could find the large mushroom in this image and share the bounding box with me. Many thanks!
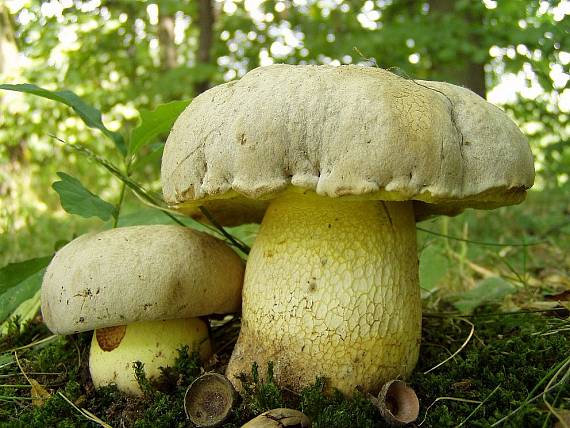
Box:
[41,225,244,395]
[161,65,534,395]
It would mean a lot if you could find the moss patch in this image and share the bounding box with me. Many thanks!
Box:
[0,312,568,427]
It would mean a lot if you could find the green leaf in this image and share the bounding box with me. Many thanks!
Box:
[226,224,259,248]
[453,277,517,315]
[0,83,126,155]
[1,290,41,335]
[52,172,116,221]
[117,207,186,227]
[129,99,190,156]
[419,244,449,293]
[130,143,164,171]
[0,268,45,324]
[0,256,52,295]
[0,353,14,367]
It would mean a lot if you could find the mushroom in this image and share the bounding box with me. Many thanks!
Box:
[41,224,244,395]
[161,65,534,395]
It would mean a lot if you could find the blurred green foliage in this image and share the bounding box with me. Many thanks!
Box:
[1,0,568,267]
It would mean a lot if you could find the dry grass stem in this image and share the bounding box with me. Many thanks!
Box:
[423,319,475,375]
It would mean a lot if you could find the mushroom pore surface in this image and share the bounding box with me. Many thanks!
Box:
[90,318,211,396]
[226,193,420,394]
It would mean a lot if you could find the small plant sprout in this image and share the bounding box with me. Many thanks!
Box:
[41,224,244,395]
[161,64,534,395]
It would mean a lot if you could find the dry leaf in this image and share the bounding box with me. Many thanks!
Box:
[553,409,570,428]
[545,290,570,301]
[29,378,51,407]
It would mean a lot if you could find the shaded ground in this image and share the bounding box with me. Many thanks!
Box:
[0,306,568,427]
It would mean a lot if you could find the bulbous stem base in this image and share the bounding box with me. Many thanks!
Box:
[227,193,421,395]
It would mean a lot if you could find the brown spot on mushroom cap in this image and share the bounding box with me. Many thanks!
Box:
[95,325,126,351]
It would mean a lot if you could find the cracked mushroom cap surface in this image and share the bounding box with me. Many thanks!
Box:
[41,225,245,335]
[161,64,534,224]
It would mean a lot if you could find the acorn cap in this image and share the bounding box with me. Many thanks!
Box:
[184,373,237,427]
[161,64,534,225]
[240,408,310,428]
[41,225,245,335]
[375,380,420,426]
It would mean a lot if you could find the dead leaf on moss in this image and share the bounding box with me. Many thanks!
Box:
[553,409,570,428]
[545,290,570,302]
[29,378,51,407]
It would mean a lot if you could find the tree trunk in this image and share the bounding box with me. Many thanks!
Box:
[0,4,26,163]
[429,0,486,98]
[0,4,19,76]
[194,0,214,95]
[158,11,177,71]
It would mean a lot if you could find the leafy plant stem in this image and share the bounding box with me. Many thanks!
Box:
[50,135,248,252]
[113,181,126,228]
[199,206,251,254]
[416,227,545,247]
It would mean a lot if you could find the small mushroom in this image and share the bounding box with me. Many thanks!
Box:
[41,225,244,395]
[161,64,534,394]
[373,380,419,426]
[241,409,310,428]
[184,372,237,427]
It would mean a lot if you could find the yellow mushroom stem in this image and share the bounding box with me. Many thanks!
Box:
[90,318,212,396]
[227,193,421,395]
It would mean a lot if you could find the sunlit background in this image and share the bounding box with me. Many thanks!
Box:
[0,0,568,284]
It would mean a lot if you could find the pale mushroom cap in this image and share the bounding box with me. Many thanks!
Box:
[162,64,534,224]
[41,225,245,335]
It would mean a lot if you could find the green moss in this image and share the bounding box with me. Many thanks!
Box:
[0,317,50,351]
[1,312,568,427]
[240,362,284,413]
[412,313,570,427]
[300,378,380,428]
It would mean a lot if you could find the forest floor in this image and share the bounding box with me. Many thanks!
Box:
[0,188,568,427]
[0,308,568,427]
